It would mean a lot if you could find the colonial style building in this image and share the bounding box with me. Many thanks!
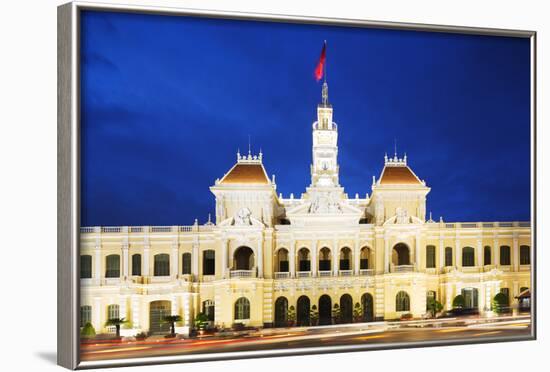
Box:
[80,82,531,336]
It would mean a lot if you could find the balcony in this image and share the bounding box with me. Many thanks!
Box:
[359,269,375,276]
[483,264,496,272]
[318,270,332,277]
[230,270,256,278]
[460,266,480,273]
[297,271,311,278]
[391,264,414,273]
[339,270,353,277]
[274,272,290,279]
[519,264,531,272]
[201,275,216,282]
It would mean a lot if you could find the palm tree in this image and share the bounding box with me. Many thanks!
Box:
[105,318,126,338]
[163,315,182,336]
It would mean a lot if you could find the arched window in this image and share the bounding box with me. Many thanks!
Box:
[182,253,191,275]
[462,247,475,267]
[80,255,92,278]
[234,246,254,270]
[298,248,311,271]
[426,290,436,311]
[203,250,215,275]
[80,305,91,327]
[234,297,250,320]
[445,247,453,267]
[500,246,511,265]
[153,254,170,276]
[319,247,331,271]
[107,304,119,320]
[484,246,491,266]
[360,247,371,270]
[396,291,410,312]
[132,254,141,276]
[277,248,289,272]
[105,254,120,278]
[520,245,531,265]
[392,243,410,266]
[202,300,215,321]
[426,245,436,268]
[274,297,288,327]
[340,247,352,270]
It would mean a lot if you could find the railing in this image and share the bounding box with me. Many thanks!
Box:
[151,226,172,233]
[129,226,143,233]
[391,265,414,273]
[230,270,255,278]
[318,270,332,277]
[80,224,216,234]
[359,269,375,276]
[274,272,290,279]
[483,264,496,272]
[519,264,531,271]
[102,226,123,233]
[339,270,353,276]
[297,271,311,278]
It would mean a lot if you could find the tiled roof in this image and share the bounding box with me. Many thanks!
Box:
[379,166,421,185]
[220,163,270,185]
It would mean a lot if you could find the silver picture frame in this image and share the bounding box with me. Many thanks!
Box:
[57,1,537,369]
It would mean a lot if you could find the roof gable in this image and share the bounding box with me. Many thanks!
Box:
[219,163,270,185]
[379,166,422,185]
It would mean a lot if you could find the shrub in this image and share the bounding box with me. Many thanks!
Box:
[287,306,296,326]
[194,312,209,330]
[452,295,465,309]
[135,332,147,340]
[332,304,341,324]
[80,322,96,338]
[353,302,363,322]
[492,293,509,314]
[400,313,413,320]
[427,298,443,317]
[310,305,319,326]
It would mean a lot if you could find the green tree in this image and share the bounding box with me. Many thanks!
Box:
[353,302,363,322]
[452,294,465,309]
[332,304,341,324]
[427,298,443,317]
[194,312,209,331]
[492,293,509,314]
[163,315,182,336]
[287,305,296,326]
[105,318,126,338]
[80,322,96,338]
[310,305,319,326]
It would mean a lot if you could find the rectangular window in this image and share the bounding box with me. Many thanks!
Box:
[520,246,530,265]
[132,254,141,276]
[445,248,453,267]
[107,304,119,320]
[299,260,310,271]
[500,288,510,304]
[500,246,511,265]
[319,260,331,271]
[154,254,170,276]
[360,258,369,270]
[279,260,289,272]
[105,255,120,278]
[203,250,215,275]
[80,255,92,278]
[80,305,92,327]
[426,246,436,268]
[340,259,350,270]
[182,253,192,274]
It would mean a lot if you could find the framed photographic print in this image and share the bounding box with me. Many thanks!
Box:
[57,1,536,369]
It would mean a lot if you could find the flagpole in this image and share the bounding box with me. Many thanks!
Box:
[324,40,327,84]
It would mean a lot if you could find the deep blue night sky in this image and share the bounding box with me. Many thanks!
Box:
[80,11,531,227]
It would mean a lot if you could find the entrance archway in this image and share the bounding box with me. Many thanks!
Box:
[234,246,254,270]
[392,243,410,265]
[149,300,171,334]
[461,288,479,309]
[361,293,374,322]
[340,294,353,323]
[319,295,332,325]
[274,297,288,327]
[297,296,310,326]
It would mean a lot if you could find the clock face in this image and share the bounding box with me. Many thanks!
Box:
[316,132,335,145]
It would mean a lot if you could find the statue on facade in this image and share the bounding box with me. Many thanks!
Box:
[234,207,252,226]
[395,207,410,224]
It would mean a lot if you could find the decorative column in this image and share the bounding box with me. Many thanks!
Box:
[332,238,339,276]
[93,297,102,331]
[438,236,444,272]
[122,242,129,280]
[311,239,317,277]
[415,233,421,271]
[454,236,460,268]
[476,238,483,268]
[384,238,390,273]
[143,244,150,277]
[131,296,141,330]
[493,238,499,267]
[171,241,179,279]
[289,240,296,278]
[257,236,264,278]
[192,241,199,279]
[513,234,519,272]
[353,238,360,275]
[221,239,228,279]
[94,243,102,285]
